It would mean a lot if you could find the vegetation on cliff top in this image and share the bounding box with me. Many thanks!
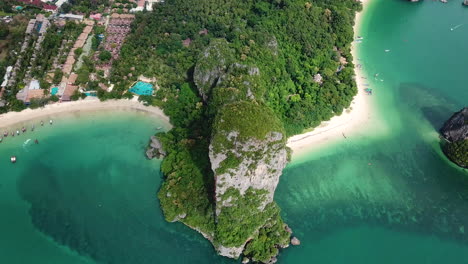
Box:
[443,140,468,169]
[212,100,285,153]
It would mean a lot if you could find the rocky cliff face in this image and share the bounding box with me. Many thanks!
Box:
[210,130,287,213]
[193,39,234,102]
[193,39,291,260]
[210,101,289,258]
[440,107,468,142]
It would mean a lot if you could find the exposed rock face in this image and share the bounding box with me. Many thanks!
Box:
[291,237,301,246]
[210,131,287,213]
[210,101,289,258]
[193,39,234,101]
[440,107,468,169]
[189,38,291,261]
[146,136,166,159]
[440,107,468,142]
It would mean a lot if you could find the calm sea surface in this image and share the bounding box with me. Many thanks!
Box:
[1,0,468,263]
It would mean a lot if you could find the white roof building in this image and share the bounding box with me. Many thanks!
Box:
[29,79,41,90]
[55,0,68,7]
[59,14,84,21]
[1,66,13,88]
[146,0,164,11]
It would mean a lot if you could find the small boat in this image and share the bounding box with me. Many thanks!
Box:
[156,126,162,130]
[40,121,44,126]
[385,49,390,52]
[11,132,14,137]
[11,156,17,163]
[49,119,53,125]
[0,137,3,143]
[31,125,35,131]
[22,127,26,133]
[16,130,20,135]
[34,139,39,144]
[3,131,8,137]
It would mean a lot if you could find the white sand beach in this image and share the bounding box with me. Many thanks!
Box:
[287,0,373,156]
[0,97,170,130]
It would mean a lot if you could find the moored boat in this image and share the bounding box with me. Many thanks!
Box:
[10,156,17,163]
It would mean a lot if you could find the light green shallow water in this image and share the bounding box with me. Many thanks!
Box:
[1,0,468,263]
[276,0,468,263]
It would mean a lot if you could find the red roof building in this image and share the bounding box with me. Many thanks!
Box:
[17,0,57,11]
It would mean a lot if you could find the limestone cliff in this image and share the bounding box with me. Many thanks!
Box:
[193,39,291,260]
[210,101,289,258]
[193,39,234,102]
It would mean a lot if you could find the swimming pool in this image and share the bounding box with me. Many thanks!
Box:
[129,81,154,96]
[51,87,59,95]
[85,92,97,97]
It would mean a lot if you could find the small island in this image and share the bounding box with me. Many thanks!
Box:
[440,107,468,168]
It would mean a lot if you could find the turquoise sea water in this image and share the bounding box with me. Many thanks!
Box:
[276,0,468,263]
[1,0,468,263]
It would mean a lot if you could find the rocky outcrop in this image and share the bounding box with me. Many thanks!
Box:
[211,130,287,212]
[440,107,468,142]
[440,107,468,169]
[193,39,235,101]
[210,101,289,258]
[146,136,166,159]
[189,37,291,262]
[291,237,301,246]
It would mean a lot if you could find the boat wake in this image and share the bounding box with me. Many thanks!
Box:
[450,24,464,31]
[23,139,32,152]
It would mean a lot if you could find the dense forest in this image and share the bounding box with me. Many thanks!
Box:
[112,0,361,135]
[113,0,361,262]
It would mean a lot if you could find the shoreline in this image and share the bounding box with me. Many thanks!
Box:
[287,0,373,157]
[0,97,171,130]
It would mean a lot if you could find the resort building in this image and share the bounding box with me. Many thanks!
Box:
[61,84,78,101]
[1,66,13,88]
[146,0,164,11]
[17,0,57,12]
[95,14,135,75]
[59,14,84,21]
[25,14,50,35]
[16,79,44,104]
[54,0,68,8]
[62,20,94,75]
[25,89,45,104]
[130,0,164,12]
